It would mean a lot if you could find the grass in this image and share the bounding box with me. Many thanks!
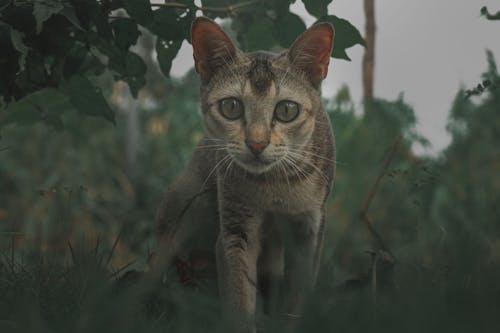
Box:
[1,238,499,333]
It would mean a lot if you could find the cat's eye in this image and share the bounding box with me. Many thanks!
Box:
[274,100,300,123]
[218,97,244,120]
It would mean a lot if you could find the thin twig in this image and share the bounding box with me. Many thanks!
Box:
[108,260,135,279]
[359,135,402,256]
[94,234,101,258]
[105,230,122,268]
[0,253,15,276]
[151,0,258,16]
[370,250,378,304]
[481,6,500,20]
[67,241,76,265]
[177,188,213,224]
[10,232,15,270]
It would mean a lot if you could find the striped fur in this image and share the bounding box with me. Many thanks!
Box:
[156,17,335,332]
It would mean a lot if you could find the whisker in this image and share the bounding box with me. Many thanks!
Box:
[286,152,330,185]
[196,143,227,147]
[195,145,227,150]
[202,138,226,143]
[200,154,231,190]
[286,145,347,166]
[195,148,228,153]
[283,155,312,185]
[277,159,291,192]
[222,157,235,185]
[286,148,343,165]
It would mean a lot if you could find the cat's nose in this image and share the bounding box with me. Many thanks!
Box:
[245,139,269,155]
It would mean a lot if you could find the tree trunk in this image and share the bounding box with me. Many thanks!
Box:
[363,0,376,111]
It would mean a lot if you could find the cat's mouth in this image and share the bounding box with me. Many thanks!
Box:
[234,154,277,174]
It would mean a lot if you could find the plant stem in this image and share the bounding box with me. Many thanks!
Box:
[359,135,402,256]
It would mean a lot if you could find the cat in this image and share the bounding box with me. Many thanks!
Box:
[155,17,335,332]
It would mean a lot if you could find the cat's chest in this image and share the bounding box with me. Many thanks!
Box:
[243,178,325,213]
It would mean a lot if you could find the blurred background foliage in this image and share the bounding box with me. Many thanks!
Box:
[1,0,500,332]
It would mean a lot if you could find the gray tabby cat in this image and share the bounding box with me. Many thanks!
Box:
[155,17,335,332]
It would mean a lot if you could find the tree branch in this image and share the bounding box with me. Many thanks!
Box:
[151,1,258,16]
[359,135,402,257]
[362,0,376,109]
[480,6,500,20]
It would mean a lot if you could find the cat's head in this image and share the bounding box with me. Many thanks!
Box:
[191,17,334,174]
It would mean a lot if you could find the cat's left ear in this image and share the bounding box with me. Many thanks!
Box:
[191,17,239,83]
[288,23,334,87]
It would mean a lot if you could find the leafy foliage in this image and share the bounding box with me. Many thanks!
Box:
[466,7,500,97]
[2,2,499,332]
[319,15,366,60]
[33,0,65,34]
[61,75,116,123]
[0,0,364,129]
[480,6,500,20]
[465,51,500,98]
[1,60,500,331]
[303,0,331,18]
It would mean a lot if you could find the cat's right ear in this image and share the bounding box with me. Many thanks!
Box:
[191,17,238,83]
[288,23,334,88]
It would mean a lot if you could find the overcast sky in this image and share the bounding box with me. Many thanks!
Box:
[170,0,500,154]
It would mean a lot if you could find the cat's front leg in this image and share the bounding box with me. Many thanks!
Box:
[284,209,325,318]
[216,199,262,333]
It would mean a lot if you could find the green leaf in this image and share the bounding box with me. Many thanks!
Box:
[148,7,192,41]
[125,52,147,77]
[111,18,141,51]
[89,3,112,39]
[239,18,276,51]
[124,52,147,97]
[137,5,191,78]
[90,33,124,71]
[33,0,64,34]
[9,28,29,71]
[1,99,43,127]
[89,32,146,96]
[125,76,146,99]
[60,75,115,123]
[156,38,182,78]
[122,0,153,26]
[303,0,332,19]
[63,42,89,77]
[318,15,366,61]
[91,39,114,61]
[60,4,84,30]
[274,12,306,48]
[0,88,71,128]
[273,0,294,17]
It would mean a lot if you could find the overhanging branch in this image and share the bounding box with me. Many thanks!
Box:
[151,1,258,16]
[481,6,500,20]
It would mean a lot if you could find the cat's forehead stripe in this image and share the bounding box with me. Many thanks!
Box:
[242,79,277,98]
[247,54,275,95]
